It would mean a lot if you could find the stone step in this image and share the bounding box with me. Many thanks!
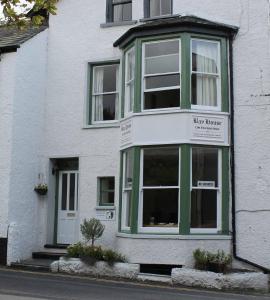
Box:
[10,259,55,272]
[32,252,65,260]
[44,244,69,250]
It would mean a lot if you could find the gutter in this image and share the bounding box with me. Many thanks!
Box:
[229,37,270,274]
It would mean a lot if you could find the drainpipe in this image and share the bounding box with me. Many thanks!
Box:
[229,37,270,274]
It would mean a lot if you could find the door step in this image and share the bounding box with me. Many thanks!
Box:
[10,259,55,272]
[44,244,69,249]
[32,251,65,260]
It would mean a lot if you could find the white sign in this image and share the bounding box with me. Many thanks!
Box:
[120,119,133,148]
[96,210,115,221]
[198,181,215,188]
[191,115,225,142]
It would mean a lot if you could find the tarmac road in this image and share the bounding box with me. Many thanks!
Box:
[0,268,269,300]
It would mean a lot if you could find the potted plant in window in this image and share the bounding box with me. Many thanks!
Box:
[34,183,48,195]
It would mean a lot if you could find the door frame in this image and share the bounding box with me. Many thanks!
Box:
[53,169,79,244]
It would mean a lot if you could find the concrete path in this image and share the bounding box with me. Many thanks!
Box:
[0,268,269,300]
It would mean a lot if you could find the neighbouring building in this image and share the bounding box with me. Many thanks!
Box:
[0,0,269,272]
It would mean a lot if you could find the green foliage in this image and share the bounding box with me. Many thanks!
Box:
[103,249,127,266]
[0,0,58,27]
[66,242,127,266]
[193,248,232,273]
[80,218,105,246]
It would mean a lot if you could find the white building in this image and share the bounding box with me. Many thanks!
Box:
[0,0,269,273]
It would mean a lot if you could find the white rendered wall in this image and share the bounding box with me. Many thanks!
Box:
[0,52,16,238]
[7,29,48,264]
[42,0,270,267]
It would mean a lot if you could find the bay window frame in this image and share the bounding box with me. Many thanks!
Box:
[138,147,181,234]
[190,147,222,234]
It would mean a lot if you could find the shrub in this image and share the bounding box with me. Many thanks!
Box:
[193,248,232,273]
[80,218,105,246]
[103,249,127,266]
[80,245,104,266]
[67,242,84,258]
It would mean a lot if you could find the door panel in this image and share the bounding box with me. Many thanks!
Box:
[57,171,79,244]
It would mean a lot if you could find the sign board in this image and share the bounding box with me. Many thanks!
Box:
[96,209,115,221]
[198,181,215,188]
[120,119,133,148]
[191,115,225,142]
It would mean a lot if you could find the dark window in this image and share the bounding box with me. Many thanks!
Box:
[99,177,115,206]
[144,0,172,18]
[107,0,132,23]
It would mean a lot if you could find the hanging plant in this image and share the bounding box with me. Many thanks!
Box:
[34,183,48,195]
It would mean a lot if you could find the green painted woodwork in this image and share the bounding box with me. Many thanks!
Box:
[134,39,142,113]
[53,171,59,244]
[181,33,191,109]
[221,38,229,112]
[180,145,191,234]
[118,152,124,232]
[222,147,230,233]
[130,147,140,233]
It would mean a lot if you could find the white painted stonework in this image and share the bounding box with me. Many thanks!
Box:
[0,0,269,272]
[172,268,269,292]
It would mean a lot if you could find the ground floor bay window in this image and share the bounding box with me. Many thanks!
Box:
[120,145,229,235]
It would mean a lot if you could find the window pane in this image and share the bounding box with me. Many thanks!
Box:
[124,150,133,188]
[61,174,67,211]
[192,40,219,74]
[100,177,115,205]
[144,89,180,109]
[143,189,178,227]
[145,53,179,74]
[192,148,218,187]
[124,190,132,227]
[161,0,171,15]
[113,2,132,22]
[126,81,134,112]
[145,74,180,89]
[145,40,179,58]
[93,65,118,94]
[191,74,217,106]
[69,173,75,211]
[125,47,135,113]
[143,148,179,186]
[191,190,217,228]
[149,0,160,17]
[94,94,116,121]
[127,48,135,81]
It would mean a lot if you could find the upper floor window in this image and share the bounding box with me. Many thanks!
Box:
[107,0,132,23]
[125,47,135,115]
[145,0,172,18]
[142,39,181,110]
[91,63,119,123]
[191,39,221,109]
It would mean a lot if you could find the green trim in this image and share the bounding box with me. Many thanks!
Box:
[221,38,229,112]
[130,147,140,233]
[222,147,230,234]
[121,53,126,118]
[88,60,120,125]
[134,39,142,113]
[118,152,124,232]
[180,145,191,234]
[53,171,59,244]
[181,33,191,109]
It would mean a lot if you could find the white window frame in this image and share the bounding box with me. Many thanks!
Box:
[148,0,172,18]
[97,177,115,207]
[190,38,221,112]
[125,47,135,116]
[141,38,181,113]
[91,64,120,124]
[121,151,132,231]
[138,147,181,234]
[190,148,222,234]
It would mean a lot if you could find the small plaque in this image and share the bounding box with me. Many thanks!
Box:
[96,210,115,221]
[197,181,215,188]
[67,212,76,217]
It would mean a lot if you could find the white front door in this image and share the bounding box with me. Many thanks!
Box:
[57,171,79,244]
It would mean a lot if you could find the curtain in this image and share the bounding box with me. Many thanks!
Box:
[94,67,104,121]
[150,0,160,17]
[113,2,123,21]
[194,41,218,106]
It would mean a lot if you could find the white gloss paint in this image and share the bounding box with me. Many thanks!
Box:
[1,0,270,269]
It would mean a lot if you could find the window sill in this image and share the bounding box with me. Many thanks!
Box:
[140,14,180,23]
[117,232,231,240]
[96,206,115,210]
[83,122,120,129]
[100,20,137,28]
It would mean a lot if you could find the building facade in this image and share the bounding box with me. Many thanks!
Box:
[0,0,270,270]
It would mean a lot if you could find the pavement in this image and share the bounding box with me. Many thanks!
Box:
[0,267,269,300]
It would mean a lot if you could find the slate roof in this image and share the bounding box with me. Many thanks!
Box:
[0,25,48,53]
[114,15,239,48]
